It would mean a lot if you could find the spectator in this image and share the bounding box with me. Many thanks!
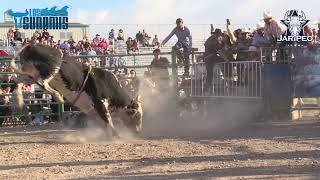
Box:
[108,29,116,45]
[161,18,192,75]
[236,27,253,61]
[68,36,75,45]
[142,29,151,47]
[132,39,139,53]
[87,47,97,56]
[130,69,136,77]
[22,38,31,45]
[252,22,270,48]
[13,28,22,42]
[247,46,259,61]
[150,48,170,89]
[136,31,144,45]
[59,41,70,53]
[93,34,101,43]
[117,29,125,41]
[203,28,229,93]
[126,37,134,54]
[152,34,160,47]
[31,31,41,43]
[120,68,133,91]
[1,74,16,94]
[263,11,287,45]
[113,68,121,79]
[99,38,109,50]
[7,28,14,43]
[42,29,50,40]
[82,36,91,49]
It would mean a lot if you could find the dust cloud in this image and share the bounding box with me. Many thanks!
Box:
[140,85,263,138]
[60,80,263,142]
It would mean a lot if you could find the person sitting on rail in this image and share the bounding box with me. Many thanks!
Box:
[161,18,192,76]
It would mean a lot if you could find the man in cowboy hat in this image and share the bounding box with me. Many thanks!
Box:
[236,27,253,61]
[203,28,229,93]
[247,46,259,61]
[252,22,270,48]
[263,11,287,45]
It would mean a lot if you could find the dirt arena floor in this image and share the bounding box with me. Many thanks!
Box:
[0,118,320,180]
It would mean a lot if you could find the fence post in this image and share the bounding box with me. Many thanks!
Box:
[171,47,179,99]
[58,103,64,121]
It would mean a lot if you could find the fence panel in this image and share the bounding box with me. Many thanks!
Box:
[190,61,262,99]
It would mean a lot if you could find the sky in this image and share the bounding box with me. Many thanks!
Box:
[0,0,319,42]
[0,0,319,25]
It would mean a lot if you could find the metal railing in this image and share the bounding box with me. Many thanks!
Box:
[190,61,262,99]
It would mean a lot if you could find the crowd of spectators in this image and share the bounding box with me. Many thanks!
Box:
[4,27,162,57]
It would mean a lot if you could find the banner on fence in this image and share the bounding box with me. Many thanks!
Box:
[293,48,320,97]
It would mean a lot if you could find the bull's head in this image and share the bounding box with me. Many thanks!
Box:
[284,10,307,37]
[122,95,143,133]
[10,44,64,108]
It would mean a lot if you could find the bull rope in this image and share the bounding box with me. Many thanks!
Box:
[72,65,93,104]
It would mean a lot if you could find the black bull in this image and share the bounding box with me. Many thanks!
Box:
[11,44,143,136]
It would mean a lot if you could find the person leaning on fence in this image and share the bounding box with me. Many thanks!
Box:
[161,18,192,76]
[150,48,170,90]
[203,28,229,93]
[263,11,287,62]
[263,11,287,45]
[252,22,270,48]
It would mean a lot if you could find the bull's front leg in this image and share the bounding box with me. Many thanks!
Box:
[101,99,119,137]
[42,80,64,103]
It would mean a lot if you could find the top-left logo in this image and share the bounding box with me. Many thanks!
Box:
[7,6,69,30]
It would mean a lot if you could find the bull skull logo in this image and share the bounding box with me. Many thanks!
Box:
[281,10,309,37]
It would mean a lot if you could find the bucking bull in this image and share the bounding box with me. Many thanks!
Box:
[10,44,143,136]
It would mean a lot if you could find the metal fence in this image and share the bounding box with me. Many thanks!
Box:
[190,61,262,99]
